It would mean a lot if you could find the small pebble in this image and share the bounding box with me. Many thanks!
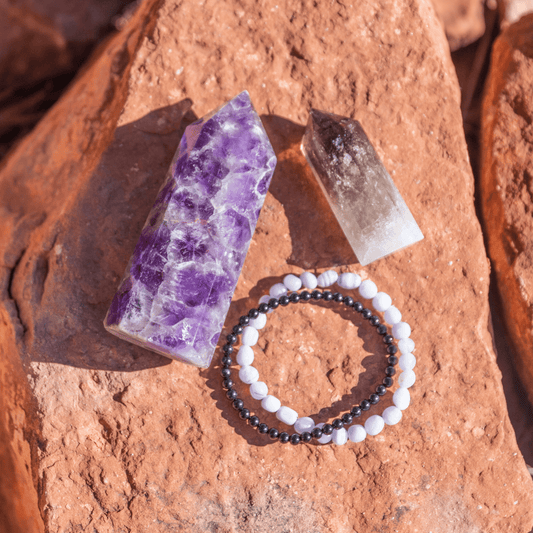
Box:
[241,326,259,346]
[372,292,392,312]
[294,417,315,434]
[398,370,416,388]
[249,313,267,330]
[332,428,348,445]
[393,387,410,410]
[337,272,361,290]
[317,270,339,287]
[236,345,254,366]
[392,322,411,340]
[365,415,385,436]
[300,271,318,289]
[283,274,302,292]
[239,365,259,384]
[270,283,288,298]
[359,279,378,299]
[399,353,416,371]
[276,406,299,426]
[384,306,402,325]
[250,381,268,400]
[261,395,281,413]
[398,338,415,353]
[382,406,402,425]
[348,424,367,443]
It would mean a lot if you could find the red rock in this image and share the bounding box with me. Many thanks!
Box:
[498,0,533,27]
[0,1,532,532]
[481,13,533,407]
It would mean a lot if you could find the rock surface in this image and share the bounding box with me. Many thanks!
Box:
[498,0,533,27]
[0,1,532,533]
[481,13,533,407]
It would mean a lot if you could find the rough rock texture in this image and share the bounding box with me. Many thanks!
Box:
[498,0,533,27]
[1,1,532,533]
[481,13,533,407]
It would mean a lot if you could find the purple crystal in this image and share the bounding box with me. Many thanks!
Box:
[104,91,276,367]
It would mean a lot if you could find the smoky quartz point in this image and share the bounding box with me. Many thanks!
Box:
[301,109,423,266]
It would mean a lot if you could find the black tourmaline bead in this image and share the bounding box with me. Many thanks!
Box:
[232,324,243,335]
[353,301,363,312]
[290,434,301,445]
[383,376,394,387]
[226,333,237,345]
[223,379,234,390]
[226,389,238,400]
[369,393,380,404]
[376,384,387,396]
[322,424,334,435]
[301,432,312,443]
[249,416,260,428]
[221,356,232,367]
[269,428,279,440]
[221,368,231,379]
[258,423,269,434]
[248,308,260,319]
[370,315,380,326]
[343,296,354,307]
[222,344,233,354]
[350,406,362,418]
[239,408,251,420]
[289,292,300,303]
[268,298,280,309]
[332,418,344,429]
[311,427,323,439]
[232,399,244,410]
[279,432,290,443]
[258,303,270,314]
[385,366,396,376]
[383,334,394,344]
[279,295,290,306]
[377,324,388,335]
[362,308,372,319]
[323,291,333,301]
[239,315,250,326]
[333,292,343,302]
[300,290,312,301]
[387,345,398,354]
[311,290,323,300]
[388,355,398,366]
[342,413,353,425]
[360,399,371,411]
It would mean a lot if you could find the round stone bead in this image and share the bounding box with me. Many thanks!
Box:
[392,322,411,340]
[317,270,338,287]
[359,279,378,299]
[249,313,267,330]
[337,272,361,290]
[300,271,318,289]
[239,365,259,384]
[332,428,348,445]
[294,417,315,434]
[241,326,259,346]
[259,295,274,314]
[261,395,281,413]
[270,283,288,299]
[393,387,411,410]
[398,370,416,388]
[301,432,312,443]
[316,423,332,444]
[237,345,254,366]
[276,406,299,426]
[269,428,279,440]
[347,424,367,443]
[283,274,302,292]
[382,406,403,425]
[364,415,385,436]
[258,423,269,434]
[250,381,268,400]
[372,292,392,312]
[279,432,290,444]
[399,353,416,371]
[249,415,260,427]
[290,434,301,445]
[398,338,415,354]
[384,306,402,325]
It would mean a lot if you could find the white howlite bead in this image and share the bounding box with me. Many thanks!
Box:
[300,271,318,289]
[250,381,268,400]
[236,345,254,366]
[317,270,339,287]
[337,272,361,290]
[372,292,392,312]
[348,424,367,443]
[241,326,259,346]
[294,417,315,434]
[239,365,259,384]
[332,428,348,445]
[283,274,302,292]
[393,387,410,410]
[259,295,273,313]
[249,313,267,330]
[399,353,416,371]
[276,406,299,426]
[398,370,416,388]
[316,423,332,444]
[398,338,415,354]
[365,415,385,436]
[382,406,402,425]
[261,395,281,413]
[270,283,288,298]
[359,279,378,299]
[384,306,402,325]
[392,321,411,340]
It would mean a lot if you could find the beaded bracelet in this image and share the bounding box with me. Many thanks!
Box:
[220,270,416,445]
